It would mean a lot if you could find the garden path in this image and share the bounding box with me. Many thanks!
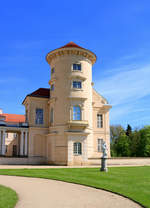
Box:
[0,175,141,208]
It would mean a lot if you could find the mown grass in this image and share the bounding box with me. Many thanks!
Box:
[0,166,149,207]
[0,185,18,208]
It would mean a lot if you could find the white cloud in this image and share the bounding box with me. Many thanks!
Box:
[95,64,150,106]
[94,62,150,127]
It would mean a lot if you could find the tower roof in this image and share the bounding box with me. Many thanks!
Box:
[46,41,97,65]
[60,41,84,49]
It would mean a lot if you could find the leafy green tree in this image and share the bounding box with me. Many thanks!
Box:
[126,124,132,136]
[115,132,131,157]
[110,125,125,157]
[137,126,150,157]
[110,125,150,157]
[129,130,141,157]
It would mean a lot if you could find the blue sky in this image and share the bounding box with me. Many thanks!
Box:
[0,0,150,129]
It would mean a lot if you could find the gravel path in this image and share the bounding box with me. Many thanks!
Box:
[0,175,141,208]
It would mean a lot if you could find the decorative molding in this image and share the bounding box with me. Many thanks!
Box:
[65,131,89,136]
[48,78,57,85]
[69,74,86,81]
[46,48,96,65]
[68,96,87,101]
[49,97,57,104]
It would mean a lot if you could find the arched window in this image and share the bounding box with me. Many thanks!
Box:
[50,108,54,123]
[73,142,82,155]
[73,106,81,120]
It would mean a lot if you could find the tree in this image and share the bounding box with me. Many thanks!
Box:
[129,130,141,157]
[110,125,150,157]
[110,125,125,157]
[126,124,132,137]
[115,132,131,157]
[137,126,150,157]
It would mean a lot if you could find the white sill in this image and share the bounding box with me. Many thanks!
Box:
[71,88,83,91]
[71,70,83,73]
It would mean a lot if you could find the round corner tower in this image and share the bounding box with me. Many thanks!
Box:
[46,42,96,166]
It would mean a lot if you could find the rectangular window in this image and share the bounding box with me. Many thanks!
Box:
[73,106,81,120]
[73,81,82,89]
[98,139,103,152]
[35,108,43,124]
[73,142,82,155]
[97,114,103,128]
[73,64,81,71]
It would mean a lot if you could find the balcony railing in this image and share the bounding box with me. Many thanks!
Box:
[67,120,88,128]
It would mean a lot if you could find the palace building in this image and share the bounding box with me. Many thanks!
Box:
[0,42,111,165]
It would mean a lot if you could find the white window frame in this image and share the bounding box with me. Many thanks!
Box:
[97,114,103,128]
[98,138,103,152]
[72,63,82,71]
[72,80,82,89]
[73,142,82,155]
[73,105,81,121]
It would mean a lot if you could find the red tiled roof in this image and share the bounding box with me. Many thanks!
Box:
[46,42,97,64]
[1,114,25,123]
[60,41,84,49]
[28,88,50,98]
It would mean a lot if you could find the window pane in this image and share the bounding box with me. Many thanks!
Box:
[97,114,103,128]
[73,142,82,155]
[73,106,81,120]
[36,109,43,124]
[98,139,103,152]
[73,64,81,71]
[73,81,82,89]
[73,143,77,154]
[78,143,82,154]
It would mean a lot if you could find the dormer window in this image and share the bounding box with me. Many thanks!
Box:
[72,81,82,89]
[73,63,81,71]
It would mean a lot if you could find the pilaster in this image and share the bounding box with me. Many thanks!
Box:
[20,131,24,156]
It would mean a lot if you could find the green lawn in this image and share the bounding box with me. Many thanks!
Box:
[0,166,149,208]
[0,185,18,208]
